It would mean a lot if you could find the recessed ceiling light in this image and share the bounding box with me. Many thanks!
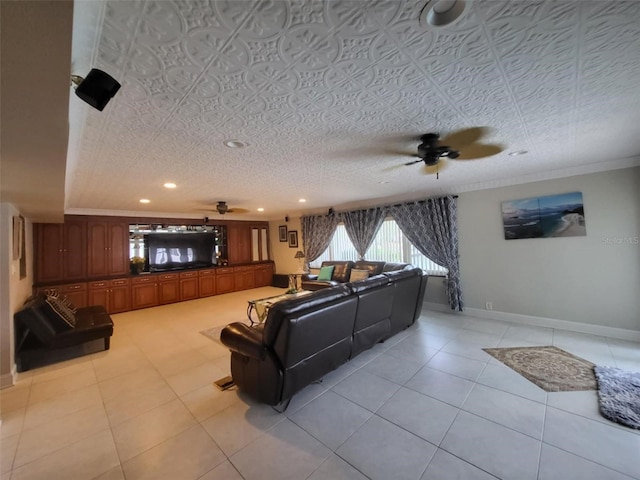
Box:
[139,199,150,204]
[163,182,176,189]
[223,139,246,148]
[378,180,391,184]
[257,208,264,212]
[419,0,468,28]
[299,198,307,203]
[508,150,528,156]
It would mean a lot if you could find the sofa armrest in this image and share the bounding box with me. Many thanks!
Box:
[302,274,318,281]
[220,322,265,360]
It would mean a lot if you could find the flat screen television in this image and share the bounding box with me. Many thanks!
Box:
[144,233,217,272]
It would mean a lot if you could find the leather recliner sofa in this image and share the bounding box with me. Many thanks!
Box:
[220,265,427,408]
[301,260,411,291]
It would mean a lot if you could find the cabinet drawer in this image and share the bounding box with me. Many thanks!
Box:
[179,271,198,279]
[110,278,130,287]
[61,283,87,292]
[198,269,216,276]
[131,276,156,285]
[216,267,233,274]
[88,280,108,289]
[233,265,254,272]
[158,273,178,281]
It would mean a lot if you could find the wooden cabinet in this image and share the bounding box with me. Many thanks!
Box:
[131,276,158,310]
[216,267,235,294]
[87,278,130,314]
[233,265,255,291]
[158,273,179,304]
[179,271,199,301]
[198,269,216,297]
[87,221,129,277]
[254,263,274,287]
[227,223,252,264]
[35,220,86,283]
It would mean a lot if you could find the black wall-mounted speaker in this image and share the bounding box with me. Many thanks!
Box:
[74,69,121,111]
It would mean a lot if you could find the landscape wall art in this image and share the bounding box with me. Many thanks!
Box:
[501,192,586,240]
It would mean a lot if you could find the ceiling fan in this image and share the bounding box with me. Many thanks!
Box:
[391,127,504,178]
[215,201,249,215]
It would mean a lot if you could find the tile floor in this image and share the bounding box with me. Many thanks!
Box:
[1,286,639,480]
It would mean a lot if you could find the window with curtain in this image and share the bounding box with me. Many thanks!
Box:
[310,219,448,276]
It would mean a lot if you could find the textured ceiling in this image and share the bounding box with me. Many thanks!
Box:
[66,0,640,220]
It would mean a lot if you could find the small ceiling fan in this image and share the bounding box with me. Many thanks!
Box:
[389,127,504,178]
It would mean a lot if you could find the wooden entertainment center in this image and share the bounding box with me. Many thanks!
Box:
[33,215,273,313]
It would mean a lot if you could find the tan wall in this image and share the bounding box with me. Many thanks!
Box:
[1,203,34,388]
[269,217,303,274]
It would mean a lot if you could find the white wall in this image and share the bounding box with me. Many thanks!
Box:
[0,203,34,388]
[269,217,302,274]
[456,167,639,331]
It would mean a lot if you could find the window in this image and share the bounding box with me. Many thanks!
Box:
[310,219,448,276]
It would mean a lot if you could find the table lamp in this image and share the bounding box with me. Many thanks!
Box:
[294,250,306,273]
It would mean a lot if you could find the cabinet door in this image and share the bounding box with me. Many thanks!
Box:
[88,281,110,310]
[35,223,64,283]
[87,221,129,277]
[255,264,274,287]
[216,274,235,294]
[131,279,158,310]
[228,223,252,264]
[198,269,216,297]
[158,274,179,304]
[61,283,88,309]
[180,272,199,301]
[109,279,131,313]
[63,220,87,280]
[108,223,129,276]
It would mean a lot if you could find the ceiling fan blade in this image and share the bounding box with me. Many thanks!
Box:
[455,144,504,160]
[404,158,423,166]
[440,127,489,148]
[227,208,250,214]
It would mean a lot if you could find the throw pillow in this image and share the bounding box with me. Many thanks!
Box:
[44,291,77,328]
[349,269,370,282]
[317,265,335,281]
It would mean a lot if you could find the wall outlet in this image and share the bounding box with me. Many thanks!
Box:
[485,301,493,310]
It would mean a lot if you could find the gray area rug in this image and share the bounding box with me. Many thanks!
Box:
[483,345,597,392]
[200,325,225,347]
[594,366,640,430]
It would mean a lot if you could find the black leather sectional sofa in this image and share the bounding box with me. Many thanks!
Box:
[220,263,427,408]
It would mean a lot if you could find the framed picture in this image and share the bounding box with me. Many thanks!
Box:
[501,191,586,240]
[12,216,23,260]
[279,225,288,242]
[288,230,299,248]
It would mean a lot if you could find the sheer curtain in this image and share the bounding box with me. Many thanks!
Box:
[340,207,387,260]
[300,213,339,263]
[388,196,463,311]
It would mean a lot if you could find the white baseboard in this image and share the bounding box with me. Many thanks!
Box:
[422,301,640,342]
[0,366,16,389]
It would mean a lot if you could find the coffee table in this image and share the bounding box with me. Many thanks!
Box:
[247,290,312,325]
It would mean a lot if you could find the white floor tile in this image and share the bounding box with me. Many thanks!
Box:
[538,443,635,480]
[462,383,546,439]
[476,362,547,404]
[426,351,487,381]
[230,419,331,480]
[362,351,427,385]
[405,366,474,408]
[377,387,458,446]
[337,415,437,480]
[332,370,401,412]
[308,454,369,480]
[198,460,244,480]
[289,390,372,450]
[421,448,498,480]
[440,411,541,480]
[543,407,640,478]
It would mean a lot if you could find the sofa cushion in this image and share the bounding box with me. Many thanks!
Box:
[354,261,385,276]
[349,269,370,282]
[317,265,335,281]
[321,261,354,283]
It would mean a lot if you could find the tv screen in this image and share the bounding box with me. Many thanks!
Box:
[145,233,216,272]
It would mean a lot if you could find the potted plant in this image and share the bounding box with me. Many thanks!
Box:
[130,256,145,274]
